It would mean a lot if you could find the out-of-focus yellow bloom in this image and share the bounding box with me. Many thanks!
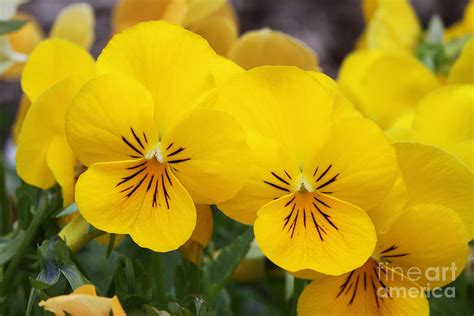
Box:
[360,0,421,53]
[4,3,95,79]
[448,38,474,84]
[66,21,249,252]
[445,0,474,41]
[227,28,319,71]
[113,0,238,55]
[298,142,469,315]
[338,49,440,129]
[215,66,398,275]
[39,284,126,316]
[15,39,95,205]
[179,204,213,264]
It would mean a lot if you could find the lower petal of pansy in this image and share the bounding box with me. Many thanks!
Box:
[298,258,429,316]
[161,107,249,205]
[377,204,469,288]
[254,192,376,275]
[76,159,196,252]
[303,117,398,211]
[47,136,77,206]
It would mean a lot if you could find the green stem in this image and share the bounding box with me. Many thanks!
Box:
[153,253,167,306]
[0,195,48,298]
[291,278,305,316]
[0,151,10,235]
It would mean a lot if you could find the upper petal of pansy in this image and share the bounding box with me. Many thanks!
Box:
[212,66,333,164]
[395,142,474,239]
[338,49,439,129]
[218,133,301,225]
[50,3,95,50]
[112,0,187,33]
[412,85,474,166]
[66,75,159,166]
[303,117,398,211]
[366,0,421,53]
[21,38,95,102]
[160,106,249,205]
[377,203,469,288]
[448,38,474,84]
[182,0,226,26]
[76,159,196,252]
[298,258,429,316]
[227,28,319,70]
[96,21,218,136]
[191,15,237,56]
[254,192,376,274]
[16,76,87,190]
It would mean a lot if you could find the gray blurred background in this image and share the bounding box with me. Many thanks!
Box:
[0,0,468,145]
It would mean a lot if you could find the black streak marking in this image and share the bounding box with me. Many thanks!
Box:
[168,158,191,164]
[284,170,292,180]
[168,147,185,157]
[146,175,154,192]
[316,173,339,190]
[127,161,147,170]
[271,172,290,185]
[264,181,290,192]
[122,136,143,156]
[130,127,144,149]
[126,173,148,198]
[117,166,146,187]
[316,165,332,182]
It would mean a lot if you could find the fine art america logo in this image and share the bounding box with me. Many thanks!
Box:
[376,262,459,298]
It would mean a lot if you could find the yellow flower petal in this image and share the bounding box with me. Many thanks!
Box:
[182,0,225,26]
[254,192,376,274]
[16,76,86,190]
[96,21,218,135]
[394,142,474,239]
[362,0,378,23]
[448,38,474,84]
[191,15,237,55]
[366,0,421,53]
[3,13,44,79]
[112,0,187,33]
[50,3,95,50]
[21,38,94,102]
[338,49,439,129]
[180,204,213,264]
[412,85,474,169]
[47,135,77,205]
[66,75,159,166]
[39,284,126,316]
[377,203,469,288]
[227,28,319,70]
[11,94,30,143]
[298,258,429,315]
[304,118,398,211]
[76,161,196,252]
[210,55,243,87]
[161,107,249,204]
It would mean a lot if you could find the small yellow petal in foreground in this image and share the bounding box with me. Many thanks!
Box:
[11,94,30,143]
[298,258,429,316]
[394,142,474,239]
[365,0,421,53]
[180,204,213,264]
[39,284,126,316]
[181,0,225,27]
[50,3,96,50]
[228,28,319,70]
[412,85,474,170]
[448,38,474,84]
[338,49,439,129]
[445,0,474,40]
[377,204,468,288]
[21,38,95,102]
[191,15,237,55]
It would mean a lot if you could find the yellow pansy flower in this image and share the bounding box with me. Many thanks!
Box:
[448,37,474,84]
[338,49,440,130]
[444,0,474,41]
[16,38,95,205]
[410,85,474,171]
[65,21,249,252]
[215,66,398,275]
[113,0,238,55]
[179,204,213,264]
[39,284,126,316]
[360,0,421,53]
[9,3,95,142]
[298,143,470,315]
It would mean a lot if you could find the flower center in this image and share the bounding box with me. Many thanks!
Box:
[144,144,165,163]
[295,175,314,193]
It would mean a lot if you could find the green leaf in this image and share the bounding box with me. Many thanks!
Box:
[31,263,61,289]
[59,264,88,290]
[0,20,28,35]
[54,203,78,218]
[425,15,444,44]
[0,230,25,265]
[201,227,253,300]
